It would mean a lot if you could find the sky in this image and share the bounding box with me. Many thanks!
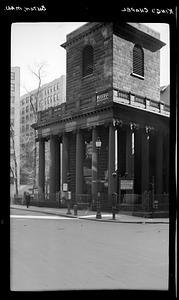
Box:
[11,22,170,96]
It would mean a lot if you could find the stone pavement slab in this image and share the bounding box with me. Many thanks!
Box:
[10,204,169,224]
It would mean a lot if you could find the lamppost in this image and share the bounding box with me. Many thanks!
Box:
[96,137,102,219]
[112,172,117,220]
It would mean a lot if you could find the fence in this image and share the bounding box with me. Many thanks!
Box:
[12,191,169,217]
[76,194,91,209]
[118,192,169,213]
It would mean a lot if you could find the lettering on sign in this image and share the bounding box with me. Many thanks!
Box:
[41,127,50,136]
[120,179,134,190]
[63,183,68,192]
[86,116,99,127]
[97,92,109,104]
[65,121,77,132]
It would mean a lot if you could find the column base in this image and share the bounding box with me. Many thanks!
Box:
[49,193,57,202]
[38,192,45,202]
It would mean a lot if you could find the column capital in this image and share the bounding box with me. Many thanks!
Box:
[112,119,123,129]
[144,125,154,140]
[129,122,139,132]
[49,134,61,142]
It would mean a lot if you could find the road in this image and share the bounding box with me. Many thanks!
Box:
[10,208,169,291]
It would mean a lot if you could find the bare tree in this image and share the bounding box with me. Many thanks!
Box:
[10,122,19,195]
[20,135,34,184]
[24,62,46,194]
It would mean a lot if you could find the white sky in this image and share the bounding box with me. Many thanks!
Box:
[11,22,170,96]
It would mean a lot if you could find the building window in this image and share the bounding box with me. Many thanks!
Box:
[11,83,15,92]
[133,45,144,78]
[82,45,94,77]
[11,72,15,80]
[11,96,15,104]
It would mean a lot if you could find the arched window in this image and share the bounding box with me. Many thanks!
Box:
[133,45,144,77]
[82,45,93,77]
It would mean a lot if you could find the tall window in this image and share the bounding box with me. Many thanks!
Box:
[82,45,93,77]
[133,45,144,77]
[11,72,15,80]
[11,83,15,92]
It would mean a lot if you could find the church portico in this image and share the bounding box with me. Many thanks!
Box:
[36,99,169,212]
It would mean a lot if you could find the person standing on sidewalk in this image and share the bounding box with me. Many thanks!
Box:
[26,192,31,208]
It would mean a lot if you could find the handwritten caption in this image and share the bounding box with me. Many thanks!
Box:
[121,7,174,14]
[4,5,46,12]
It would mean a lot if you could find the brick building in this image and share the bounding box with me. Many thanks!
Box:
[32,23,169,215]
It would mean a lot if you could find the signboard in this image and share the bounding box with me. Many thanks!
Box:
[97,92,109,104]
[65,121,77,132]
[63,183,68,192]
[41,127,50,137]
[67,191,71,200]
[120,179,134,190]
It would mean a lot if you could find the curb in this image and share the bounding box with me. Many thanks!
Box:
[10,206,169,224]
[10,206,78,219]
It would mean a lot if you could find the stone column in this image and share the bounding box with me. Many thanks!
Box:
[76,130,84,200]
[55,138,60,193]
[62,133,68,186]
[49,136,57,201]
[125,127,133,178]
[38,139,45,199]
[118,129,126,177]
[141,128,150,193]
[92,127,98,202]
[108,123,115,205]
[155,131,163,195]
[134,129,141,194]
[165,133,169,193]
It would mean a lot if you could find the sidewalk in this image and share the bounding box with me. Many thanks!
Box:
[10,204,169,224]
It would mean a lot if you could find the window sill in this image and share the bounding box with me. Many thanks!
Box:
[82,73,94,79]
[130,72,144,80]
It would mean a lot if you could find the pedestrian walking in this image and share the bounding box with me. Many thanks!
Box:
[26,192,31,208]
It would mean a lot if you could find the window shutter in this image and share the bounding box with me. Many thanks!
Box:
[133,45,144,77]
[83,45,93,76]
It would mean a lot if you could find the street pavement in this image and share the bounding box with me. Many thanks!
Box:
[10,204,169,224]
[10,207,169,291]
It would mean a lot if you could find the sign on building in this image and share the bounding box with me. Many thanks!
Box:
[63,183,68,192]
[120,179,134,190]
[96,92,109,104]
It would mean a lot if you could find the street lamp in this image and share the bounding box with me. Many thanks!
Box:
[96,137,102,219]
[112,172,117,220]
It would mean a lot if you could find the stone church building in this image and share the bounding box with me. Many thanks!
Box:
[32,22,169,215]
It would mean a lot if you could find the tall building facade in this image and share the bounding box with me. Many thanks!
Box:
[10,66,20,195]
[33,23,170,215]
[20,75,66,185]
